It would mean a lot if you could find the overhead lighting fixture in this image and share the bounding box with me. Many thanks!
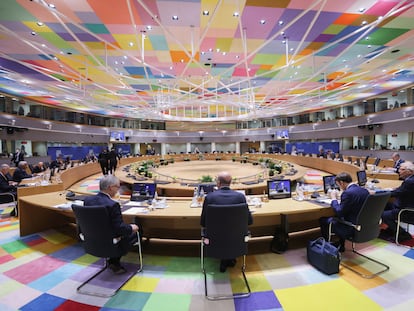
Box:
[129,42,134,47]
[146,25,152,30]
[36,22,44,26]
[48,3,56,9]
[172,15,179,20]
[31,31,36,36]
[278,20,284,25]
[362,20,367,25]
[260,19,266,25]
[233,12,239,17]
[358,8,365,13]
[203,10,209,16]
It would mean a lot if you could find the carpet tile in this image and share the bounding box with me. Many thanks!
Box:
[1,217,414,310]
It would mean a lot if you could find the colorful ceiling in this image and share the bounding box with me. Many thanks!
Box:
[1,0,414,121]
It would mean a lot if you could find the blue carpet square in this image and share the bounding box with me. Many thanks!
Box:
[20,293,65,311]
[234,291,281,311]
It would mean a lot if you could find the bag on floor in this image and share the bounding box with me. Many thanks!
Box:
[307,237,340,275]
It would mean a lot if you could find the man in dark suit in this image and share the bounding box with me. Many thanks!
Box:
[381,161,414,242]
[0,164,18,196]
[201,171,253,272]
[12,161,33,183]
[83,175,139,274]
[11,148,24,167]
[319,172,369,252]
[391,152,405,174]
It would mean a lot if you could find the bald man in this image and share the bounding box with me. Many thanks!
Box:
[201,171,253,272]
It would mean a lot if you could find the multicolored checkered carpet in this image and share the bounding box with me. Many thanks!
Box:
[1,216,414,310]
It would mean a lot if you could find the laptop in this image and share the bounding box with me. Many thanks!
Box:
[322,175,339,194]
[267,179,291,199]
[130,182,157,202]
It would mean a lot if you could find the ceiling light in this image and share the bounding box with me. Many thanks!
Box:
[48,3,56,9]
[222,52,226,55]
[172,15,178,20]
[146,25,152,30]
[36,22,44,26]
[216,48,220,52]
[362,21,367,25]
[260,19,266,25]
[31,31,36,36]
[278,21,284,25]
[129,42,134,47]
[358,8,365,13]
[203,10,209,16]
[233,12,239,17]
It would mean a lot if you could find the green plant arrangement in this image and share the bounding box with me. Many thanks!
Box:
[200,175,213,182]
[232,156,236,162]
[269,169,275,177]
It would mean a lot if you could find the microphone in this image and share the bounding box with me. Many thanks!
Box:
[370,165,386,183]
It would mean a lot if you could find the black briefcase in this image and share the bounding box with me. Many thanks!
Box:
[307,237,340,275]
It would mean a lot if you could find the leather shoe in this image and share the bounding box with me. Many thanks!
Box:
[109,264,127,274]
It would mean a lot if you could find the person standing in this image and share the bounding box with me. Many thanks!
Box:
[201,171,253,272]
[98,148,109,175]
[11,148,24,167]
[108,147,120,175]
[319,172,369,252]
[83,175,139,274]
[381,161,414,242]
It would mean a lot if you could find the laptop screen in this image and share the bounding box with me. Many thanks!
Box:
[267,179,291,199]
[197,183,216,196]
[131,183,157,201]
[357,170,367,186]
[323,175,339,194]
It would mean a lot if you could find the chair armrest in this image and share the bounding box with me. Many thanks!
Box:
[334,218,361,231]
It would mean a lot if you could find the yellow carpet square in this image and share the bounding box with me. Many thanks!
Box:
[275,278,381,311]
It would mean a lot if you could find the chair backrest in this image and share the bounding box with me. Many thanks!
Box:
[72,204,128,258]
[204,203,250,259]
[353,192,391,243]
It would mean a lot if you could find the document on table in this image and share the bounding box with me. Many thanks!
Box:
[54,200,84,209]
[123,207,149,214]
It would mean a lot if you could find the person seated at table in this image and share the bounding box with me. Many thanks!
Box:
[319,172,369,252]
[0,164,18,197]
[83,175,140,274]
[31,161,47,174]
[381,161,414,242]
[201,171,253,272]
[12,161,33,183]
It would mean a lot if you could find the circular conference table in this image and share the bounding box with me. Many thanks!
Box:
[17,154,401,243]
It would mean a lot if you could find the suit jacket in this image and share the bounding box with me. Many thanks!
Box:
[12,167,32,183]
[394,159,405,173]
[390,174,414,208]
[11,152,24,165]
[201,187,253,227]
[0,172,16,194]
[83,192,132,238]
[331,183,369,224]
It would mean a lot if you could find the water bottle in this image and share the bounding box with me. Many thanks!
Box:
[296,182,304,201]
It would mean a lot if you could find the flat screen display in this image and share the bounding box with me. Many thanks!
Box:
[131,183,157,201]
[276,129,289,139]
[110,131,125,142]
[357,170,367,186]
[323,175,339,194]
[197,183,216,196]
[267,180,291,199]
[373,157,381,167]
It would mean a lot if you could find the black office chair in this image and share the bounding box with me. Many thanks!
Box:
[0,192,17,217]
[201,203,251,300]
[72,204,143,297]
[328,192,391,278]
[396,208,414,247]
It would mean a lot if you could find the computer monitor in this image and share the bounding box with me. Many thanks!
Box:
[197,183,216,196]
[267,180,291,199]
[373,157,381,167]
[131,182,157,201]
[323,175,339,194]
[357,170,367,186]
